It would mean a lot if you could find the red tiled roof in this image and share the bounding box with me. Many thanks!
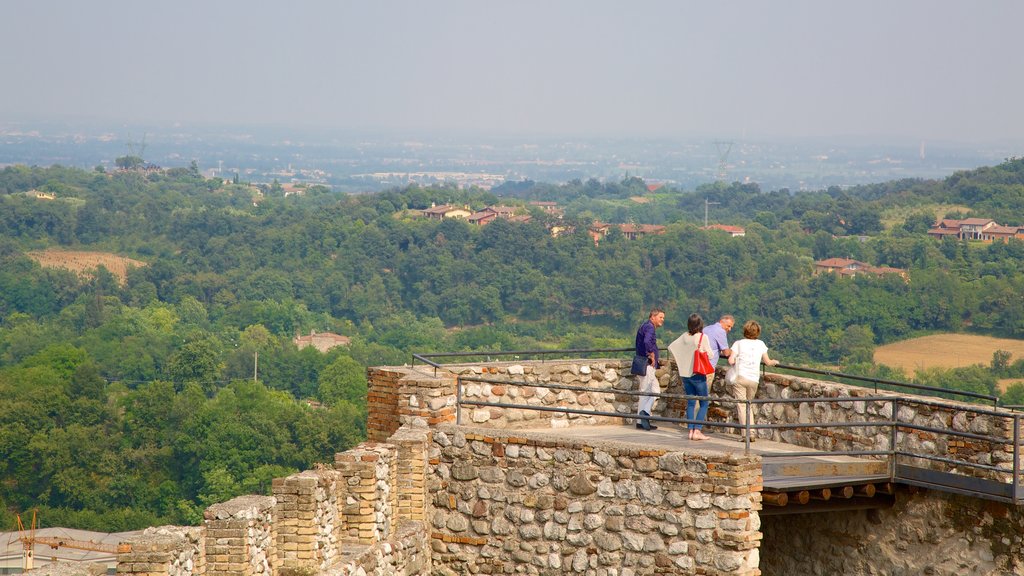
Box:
[704,224,746,234]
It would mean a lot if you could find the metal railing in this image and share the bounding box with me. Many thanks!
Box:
[414,349,1003,406]
[416,349,1021,505]
[453,372,1022,504]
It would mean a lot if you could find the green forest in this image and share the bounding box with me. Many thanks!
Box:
[2,157,1024,532]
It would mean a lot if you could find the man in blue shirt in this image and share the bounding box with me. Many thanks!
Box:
[634,308,665,430]
[703,314,735,373]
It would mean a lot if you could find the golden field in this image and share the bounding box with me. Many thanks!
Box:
[27,249,147,286]
[874,333,1024,378]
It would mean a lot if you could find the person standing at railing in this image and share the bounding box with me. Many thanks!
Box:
[727,320,779,441]
[669,313,715,440]
[703,314,734,378]
[634,308,665,431]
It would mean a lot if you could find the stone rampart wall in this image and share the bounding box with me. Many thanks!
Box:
[117,526,204,576]
[427,424,762,576]
[112,428,432,576]
[366,362,1022,484]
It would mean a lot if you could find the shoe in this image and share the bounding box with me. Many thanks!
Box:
[637,411,656,431]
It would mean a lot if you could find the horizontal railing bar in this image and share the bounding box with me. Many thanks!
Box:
[750,421,894,430]
[761,450,891,458]
[893,421,1012,445]
[420,347,635,359]
[458,399,742,429]
[891,396,1018,418]
[774,363,998,403]
[895,451,1018,475]
[423,348,1005,405]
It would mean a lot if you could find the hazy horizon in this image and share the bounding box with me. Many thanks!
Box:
[3,1,1024,147]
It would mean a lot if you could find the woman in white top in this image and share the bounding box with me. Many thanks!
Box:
[727,320,779,441]
[668,313,715,440]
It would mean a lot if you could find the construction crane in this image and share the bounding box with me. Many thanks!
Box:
[15,511,130,571]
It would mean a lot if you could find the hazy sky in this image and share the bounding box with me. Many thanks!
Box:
[3,1,1023,143]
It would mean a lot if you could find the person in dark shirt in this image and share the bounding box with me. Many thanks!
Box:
[634,308,665,430]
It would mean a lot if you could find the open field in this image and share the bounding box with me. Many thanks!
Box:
[998,378,1024,394]
[27,249,147,286]
[878,203,971,231]
[874,333,1024,375]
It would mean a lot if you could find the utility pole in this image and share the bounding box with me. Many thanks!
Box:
[704,198,720,227]
[254,350,259,382]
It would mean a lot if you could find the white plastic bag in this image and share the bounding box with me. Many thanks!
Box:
[725,366,738,385]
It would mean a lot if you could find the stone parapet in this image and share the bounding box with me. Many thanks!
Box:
[367,367,457,442]
[428,424,762,576]
[368,361,679,435]
[323,521,431,576]
[273,469,342,572]
[117,526,204,576]
[335,443,397,545]
[389,425,431,524]
[204,495,276,576]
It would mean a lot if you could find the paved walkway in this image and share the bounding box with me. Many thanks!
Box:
[520,423,890,491]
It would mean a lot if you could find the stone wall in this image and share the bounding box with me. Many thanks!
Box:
[273,469,342,571]
[368,361,680,435]
[328,521,431,576]
[110,429,432,576]
[116,526,204,576]
[427,424,762,576]
[760,490,1024,575]
[204,495,277,576]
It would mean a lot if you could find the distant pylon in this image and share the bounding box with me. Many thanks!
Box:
[713,141,733,181]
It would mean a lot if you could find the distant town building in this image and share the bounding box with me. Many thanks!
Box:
[927,218,1023,242]
[529,201,561,214]
[468,205,519,226]
[588,222,666,244]
[293,330,351,353]
[619,223,667,240]
[703,224,746,237]
[422,204,472,220]
[588,222,612,244]
[813,258,907,280]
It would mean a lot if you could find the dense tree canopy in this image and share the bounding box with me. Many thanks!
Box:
[2,157,1024,531]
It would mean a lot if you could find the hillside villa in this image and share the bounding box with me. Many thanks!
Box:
[702,224,746,237]
[927,218,1023,242]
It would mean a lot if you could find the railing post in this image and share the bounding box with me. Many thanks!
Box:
[1014,414,1020,505]
[456,377,463,425]
[744,400,751,454]
[889,398,898,482]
